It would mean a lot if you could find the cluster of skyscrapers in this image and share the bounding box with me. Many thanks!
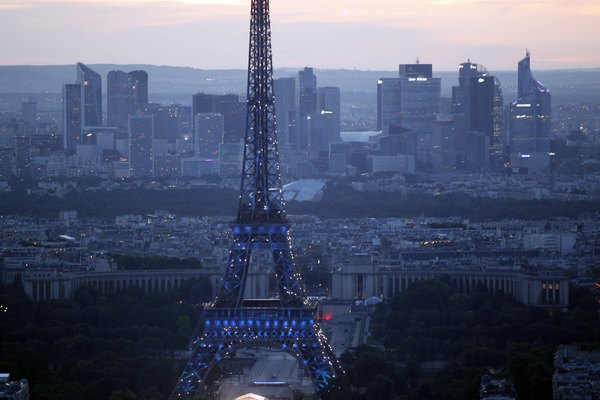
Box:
[275,68,342,175]
[376,52,551,174]
[57,64,343,179]
[0,53,552,180]
[63,63,182,178]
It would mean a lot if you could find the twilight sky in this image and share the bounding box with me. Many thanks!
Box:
[1,0,599,71]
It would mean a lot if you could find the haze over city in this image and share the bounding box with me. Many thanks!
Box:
[1,0,600,70]
[1,0,600,399]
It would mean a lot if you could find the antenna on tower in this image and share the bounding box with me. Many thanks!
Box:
[416,56,420,64]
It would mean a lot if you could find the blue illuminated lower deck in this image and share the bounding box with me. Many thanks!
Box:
[203,303,319,331]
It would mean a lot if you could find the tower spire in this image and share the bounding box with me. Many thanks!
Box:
[237,0,285,224]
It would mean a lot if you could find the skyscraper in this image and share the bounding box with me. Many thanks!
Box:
[309,110,336,157]
[452,60,481,113]
[191,93,213,116]
[466,75,495,135]
[308,87,341,160]
[192,93,245,143]
[297,67,317,149]
[491,76,505,163]
[21,97,37,127]
[63,83,82,152]
[378,63,441,165]
[432,116,466,170]
[108,70,149,129]
[107,71,135,129]
[0,145,12,178]
[317,86,341,141]
[129,115,154,178]
[451,61,504,166]
[509,51,551,173]
[129,70,149,104]
[377,78,402,134]
[13,136,32,177]
[397,63,441,164]
[274,77,296,145]
[76,63,102,127]
[194,113,224,157]
[136,103,183,144]
[218,142,243,176]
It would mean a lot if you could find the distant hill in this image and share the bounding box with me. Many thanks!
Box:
[1,64,599,102]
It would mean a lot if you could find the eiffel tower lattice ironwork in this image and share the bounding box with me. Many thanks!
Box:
[169,1,340,398]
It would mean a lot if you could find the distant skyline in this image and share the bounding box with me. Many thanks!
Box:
[0,0,599,71]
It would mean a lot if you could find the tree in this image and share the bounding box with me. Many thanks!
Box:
[174,315,193,348]
[320,375,360,400]
[108,390,139,400]
[367,374,395,400]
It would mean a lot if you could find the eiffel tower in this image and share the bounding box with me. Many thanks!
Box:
[170,1,340,398]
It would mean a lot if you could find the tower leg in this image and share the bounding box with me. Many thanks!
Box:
[299,334,337,391]
[170,344,221,399]
[217,233,252,308]
[272,232,304,306]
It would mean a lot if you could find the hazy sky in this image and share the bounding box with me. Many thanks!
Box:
[1,0,599,71]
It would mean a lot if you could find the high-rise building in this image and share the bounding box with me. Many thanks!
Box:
[491,77,505,163]
[129,115,154,178]
[192,93,213,115]
[136,103,183,144]
[378,64,441,165]
[63,83,82,152]
[213,95,244,143]
[154,153,181,178]
[307,87,341,160]
[129,70,149,104]
[297,67,317,150]
[192,93,245,144]
[194,113,224,157]
[397,63,441,164]
[14,136,32,177]
[218,142,243,176]
[274,77,296,145]
[467,76,495,147]
[181,157,219,177]
[178,105,192,138]
[76,63,102,127]
[377,78,402,134]
[509,51,551,173]
[328,142,352,174]
[432,116,465,170]
[78,126,118,169]
[0,145,12,178]
[452,60,481,113]
[317,86,341,141]
[451,61,504,166]
[107,71,134,129]
[378,126,417,157]
[108,69,149,129]
[21,97,37,126]
[309,110,335,157]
